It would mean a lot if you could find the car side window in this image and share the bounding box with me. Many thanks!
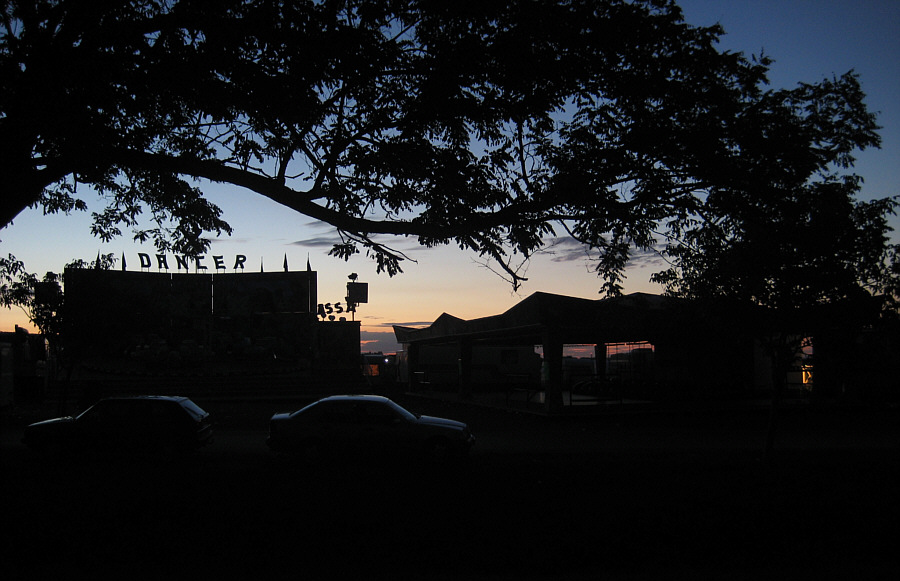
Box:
[83,400,127,424]
[149,401,181,424]
[78,402,107,423]
[124,400,154,425]
[359,401,401,426]
[310,401,356,424]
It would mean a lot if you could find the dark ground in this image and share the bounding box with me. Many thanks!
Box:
[2,395,898,580]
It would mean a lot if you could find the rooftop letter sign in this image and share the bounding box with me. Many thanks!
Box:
[136,253,248,272]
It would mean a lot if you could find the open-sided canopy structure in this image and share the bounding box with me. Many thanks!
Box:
[394,292,765,410]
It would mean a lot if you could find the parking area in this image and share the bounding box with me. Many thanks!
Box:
[2,394,898,579]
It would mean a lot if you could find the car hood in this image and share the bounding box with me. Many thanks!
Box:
[416,415,467,431]
[25,416,75,433]
[27,416,75,429]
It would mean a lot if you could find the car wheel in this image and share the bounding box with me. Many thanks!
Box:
[37,439,62,458]
[424,436,453,460]
[157,442,186,464]
[298,439,323,462]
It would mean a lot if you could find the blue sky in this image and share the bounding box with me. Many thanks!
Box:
[2,0,898,353]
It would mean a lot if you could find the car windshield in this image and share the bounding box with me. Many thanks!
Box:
[178,399,209,420]
[383,399,418,422]
[291,400,320,417]
[75,403,99,420]
[291,398,419,421]
[74,399,126,421]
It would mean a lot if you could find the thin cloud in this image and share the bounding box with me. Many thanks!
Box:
[628,247,667,269]
[541,237,666,269]
[543,237,589,263]
[301,220,334,230]
[287,229,426,255]
[210,237,253,244]
[288,236,342,247]
[360,330,402,353]
[388,320,435,328]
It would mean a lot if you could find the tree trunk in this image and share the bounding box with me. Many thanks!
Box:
[763,339,792,466]
[763,378,782,466]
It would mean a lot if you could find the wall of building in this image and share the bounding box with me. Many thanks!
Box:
[62,268,360,376]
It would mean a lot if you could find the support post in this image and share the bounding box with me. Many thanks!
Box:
[541,330,565,412]
[458,339,473,400]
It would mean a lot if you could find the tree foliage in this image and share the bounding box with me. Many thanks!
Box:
[651,177,898,311]
[647,72,899,315]
[1,0,895,296]
[1,252,116,339]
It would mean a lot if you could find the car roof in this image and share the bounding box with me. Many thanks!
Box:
[317,394,390,404]
[100,395,190,403]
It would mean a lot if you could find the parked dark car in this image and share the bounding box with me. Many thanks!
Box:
[23,395,214,458]
[267,395,475,460]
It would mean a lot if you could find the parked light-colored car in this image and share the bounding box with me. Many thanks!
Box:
[267,395,474,460]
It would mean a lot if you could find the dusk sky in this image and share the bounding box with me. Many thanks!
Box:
[2,0,898,354]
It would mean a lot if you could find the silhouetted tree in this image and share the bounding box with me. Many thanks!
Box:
[650,123,898,461]
[1,252,116,409]
[1,252,117,337]
[3,251,115,329]
[1,254,64,339]
[3,0,891,292]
